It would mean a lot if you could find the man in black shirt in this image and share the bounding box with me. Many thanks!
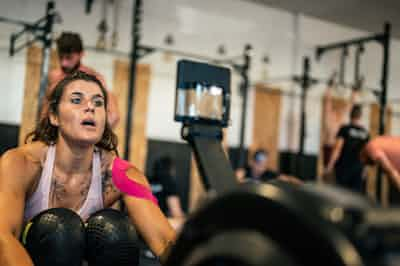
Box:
[325,105,369,193]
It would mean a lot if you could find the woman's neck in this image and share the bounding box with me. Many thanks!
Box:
[54,137,94,175]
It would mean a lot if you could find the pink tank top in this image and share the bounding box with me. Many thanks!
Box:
[24,145,104,222]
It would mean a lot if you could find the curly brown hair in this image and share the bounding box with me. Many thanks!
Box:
[26,71,118,153]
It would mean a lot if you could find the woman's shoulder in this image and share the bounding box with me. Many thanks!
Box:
[1,142,47,178]
[21,141,48,163]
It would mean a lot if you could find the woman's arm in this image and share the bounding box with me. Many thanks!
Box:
[117,163,176,264]
[0,149,36,266]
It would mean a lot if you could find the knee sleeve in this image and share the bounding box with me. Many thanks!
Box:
[22,208,86,266]
[86,208,140,266]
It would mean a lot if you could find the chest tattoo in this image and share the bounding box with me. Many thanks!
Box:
[51,177,67,202]
[50,173,91,208]
[102,169,118,196]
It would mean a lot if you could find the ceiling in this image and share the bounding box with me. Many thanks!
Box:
[245,0,400,39]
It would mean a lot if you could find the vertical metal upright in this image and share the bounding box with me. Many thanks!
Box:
[376,23,391,200]
[37,1,56,120]
[339,47,348,86]
[354,45,364,85]
[124,0,143,160]
[237,47,251,169]
[298,57,311,156]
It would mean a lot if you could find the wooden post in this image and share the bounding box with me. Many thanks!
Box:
[112,60,151,170]
[250,84,282,171]
[19,46,58,145]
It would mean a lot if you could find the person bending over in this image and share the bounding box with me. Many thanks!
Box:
[361,136,400,191]
[42,31,120,128]
[0,71,175,266]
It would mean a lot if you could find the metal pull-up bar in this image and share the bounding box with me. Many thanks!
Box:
[339,47,348,86]
[316,23,390,59]
[354,44,364,88]
[296,57,314,156]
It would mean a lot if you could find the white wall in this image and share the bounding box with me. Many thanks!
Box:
[0,0,399,152]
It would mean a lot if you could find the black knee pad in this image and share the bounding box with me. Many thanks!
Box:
[22,208,86,266]
[86,208,140,266]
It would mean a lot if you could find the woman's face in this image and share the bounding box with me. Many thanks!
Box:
[50,79,106,145]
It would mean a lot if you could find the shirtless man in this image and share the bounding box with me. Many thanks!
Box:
[0,71,175,266]
[43,32,120,128]
[361,136,400,191]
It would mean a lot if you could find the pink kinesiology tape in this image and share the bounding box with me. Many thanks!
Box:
[112,157,158,205]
